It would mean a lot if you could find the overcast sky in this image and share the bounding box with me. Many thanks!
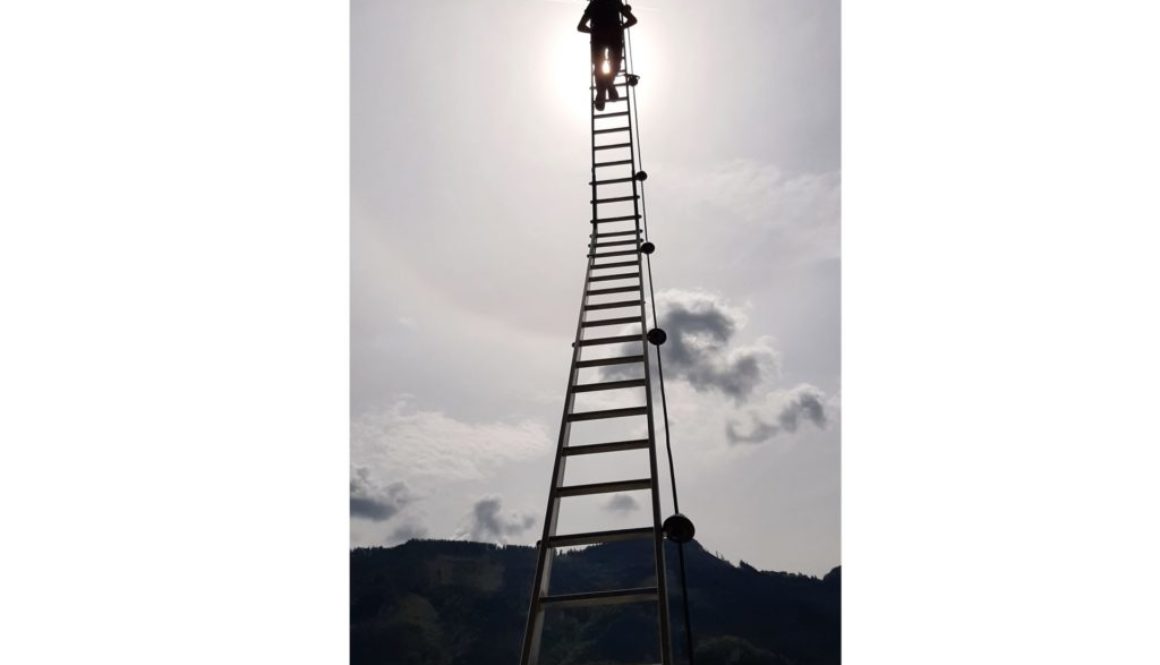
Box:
[351,0,839,576]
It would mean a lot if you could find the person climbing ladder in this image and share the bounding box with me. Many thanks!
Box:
[577,0,638,111]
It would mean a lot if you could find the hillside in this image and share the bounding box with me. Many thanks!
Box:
[351,539,839,665]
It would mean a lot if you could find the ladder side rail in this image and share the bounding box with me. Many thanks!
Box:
[517,52,605,665]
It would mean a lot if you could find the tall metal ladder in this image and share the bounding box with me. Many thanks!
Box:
[518,45,673,665]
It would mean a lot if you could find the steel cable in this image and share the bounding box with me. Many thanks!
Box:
[623,25,697,665]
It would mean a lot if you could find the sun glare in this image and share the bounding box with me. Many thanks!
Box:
[543,17,662,124]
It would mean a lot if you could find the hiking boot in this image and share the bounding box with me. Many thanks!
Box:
[608,86,620,101]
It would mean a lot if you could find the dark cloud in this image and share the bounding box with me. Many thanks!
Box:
[727,385,830,445]
[602,291,777,402]
[350,467,412,521]
[726,419,782,445]
[777,388,828,433]
[604,493,640,514]
[460,495,536,543]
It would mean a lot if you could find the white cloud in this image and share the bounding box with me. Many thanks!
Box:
[388,522,429,545]
[351,398,552,482]
[350,401,552,546]
[663,159,840,265]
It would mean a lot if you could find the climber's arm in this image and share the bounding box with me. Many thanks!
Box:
[577,9,592,33]
[621,5,638,29]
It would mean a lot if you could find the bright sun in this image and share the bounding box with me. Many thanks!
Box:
[543,19,659,123]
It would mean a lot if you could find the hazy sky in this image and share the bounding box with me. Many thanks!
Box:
[351,0,839,576]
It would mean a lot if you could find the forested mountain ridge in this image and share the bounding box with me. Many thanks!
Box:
[351,539,839,665]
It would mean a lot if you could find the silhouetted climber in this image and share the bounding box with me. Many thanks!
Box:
[577,0,638,111]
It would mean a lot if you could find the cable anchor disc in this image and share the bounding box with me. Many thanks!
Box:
[663,513,696,544]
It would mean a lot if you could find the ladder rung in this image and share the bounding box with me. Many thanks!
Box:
[594,159,633,168]
[562,438,651,456]
[574,354,644,368]
[581,315,640,327]
[573,334,640,348]
[556,478,653,497]
[590,83,629,90]
[587,285,641,295]
[601,97,629,104]
[593,127,630,135]
[594,142,632,151]
[590,177,635,185]
[593,239,639,248]
[592,214,639,223]
[547,526,654,548]
[592,230,641,239]
[594,111,629,119]
[570,378,647,393]
[587,272,639,283]
[540,586,658,609]
[588,249,639,258]
[589,260,637,270]
[567,406,648,422]
[583,300,641,312]
[563,436,654,457]
[592,195,639,204]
